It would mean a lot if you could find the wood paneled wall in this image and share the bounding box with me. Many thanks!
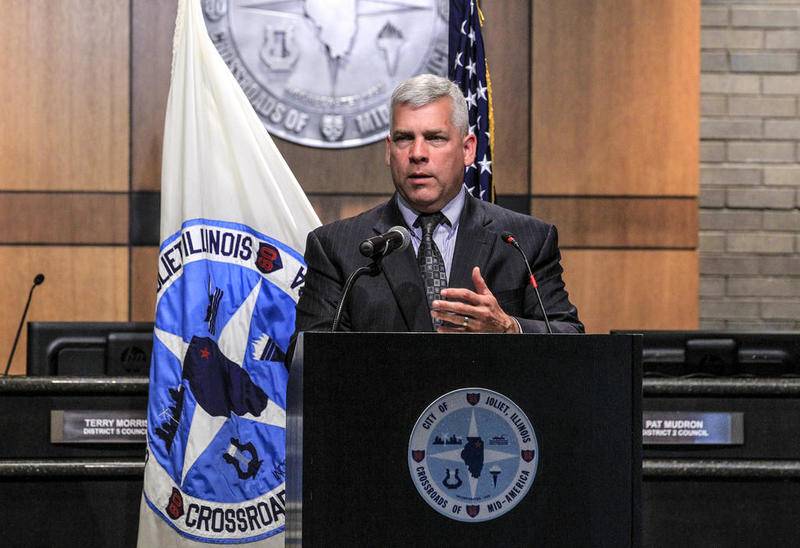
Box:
[0,0,130,373]
[0,1,699,374]
[0,0,129,189]
[533,1,699,197]
[532,0,700,333]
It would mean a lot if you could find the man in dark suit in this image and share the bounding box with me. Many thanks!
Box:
[294,75,582,335]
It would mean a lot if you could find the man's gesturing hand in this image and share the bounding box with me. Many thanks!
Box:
[431,266,520,333]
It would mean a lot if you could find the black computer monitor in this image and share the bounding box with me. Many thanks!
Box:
[27,322,154,376]
[613,330,800,377]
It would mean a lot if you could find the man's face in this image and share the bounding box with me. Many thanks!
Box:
[385,97,476,214]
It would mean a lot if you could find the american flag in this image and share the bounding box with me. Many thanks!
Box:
[449,0,494,202]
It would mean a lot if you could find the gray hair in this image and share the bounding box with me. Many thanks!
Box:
[389,74,469,136]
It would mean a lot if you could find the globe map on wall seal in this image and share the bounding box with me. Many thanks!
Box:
[408,388,539,522]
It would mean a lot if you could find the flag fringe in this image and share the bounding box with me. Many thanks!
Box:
[477,1,496,202]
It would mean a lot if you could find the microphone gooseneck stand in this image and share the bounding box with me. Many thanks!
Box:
[332,226,411,332]
[500,232,553,334]
[4,274,46,376]
[331,261,381,332]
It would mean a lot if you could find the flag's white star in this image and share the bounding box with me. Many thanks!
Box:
[468,29,476,45]
[478,155,492,174]
[476,81,488,101]
[460,20,467,35]
[465,90,477,109]
[466,161,476,172]
[466,61,477,79]
[454,51,463,69]
[154,280,286,486]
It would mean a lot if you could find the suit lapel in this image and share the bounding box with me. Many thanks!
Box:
[374,198,431,331]
[449,195,496,290]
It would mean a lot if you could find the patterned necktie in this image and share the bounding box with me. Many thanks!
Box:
[416,212,449,315]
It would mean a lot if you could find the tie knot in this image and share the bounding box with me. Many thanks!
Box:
[416,212,446,235]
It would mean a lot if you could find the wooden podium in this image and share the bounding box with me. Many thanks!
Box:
[287,333,642,547]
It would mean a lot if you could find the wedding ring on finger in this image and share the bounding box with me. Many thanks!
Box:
[462,316,470,328]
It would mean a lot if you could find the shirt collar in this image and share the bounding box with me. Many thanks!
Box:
[396,188,465,231]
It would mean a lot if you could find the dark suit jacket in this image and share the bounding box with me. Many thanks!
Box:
[294,193,583,334]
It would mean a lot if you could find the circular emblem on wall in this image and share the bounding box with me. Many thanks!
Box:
[408,388,539,522]
[203,0,449,148]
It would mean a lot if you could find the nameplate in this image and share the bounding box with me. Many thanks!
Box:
[643,411,744,445]
[50,410,147,444]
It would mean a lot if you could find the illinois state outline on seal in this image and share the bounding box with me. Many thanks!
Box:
[408,387,539,522]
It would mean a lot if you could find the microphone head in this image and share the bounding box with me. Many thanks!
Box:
[33,273,45,285]
[388,226,411,252]
[359,240,375,257]
[500,231,516,244]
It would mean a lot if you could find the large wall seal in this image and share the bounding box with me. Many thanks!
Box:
[204,0,449,148]
[408,388,539,523]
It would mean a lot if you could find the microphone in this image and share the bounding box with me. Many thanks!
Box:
[359,226,411,259]
[4,273,46,376]
[332,227,410,332]
[500,232,553,334]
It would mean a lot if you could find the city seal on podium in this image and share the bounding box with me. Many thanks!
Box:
[203,0,449,148]
[408,388,539,523]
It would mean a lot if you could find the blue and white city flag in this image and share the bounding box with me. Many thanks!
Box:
[449,0,494,202]
[137,0,320,545]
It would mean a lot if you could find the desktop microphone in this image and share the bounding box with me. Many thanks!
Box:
[500,232,553,334]
[331,228,410,331]
[4,273,46,376]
